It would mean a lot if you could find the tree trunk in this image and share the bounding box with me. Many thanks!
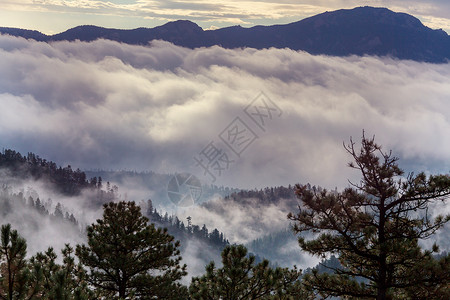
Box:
[377,284,387,300]
[8,258,13,300]
[119,283,126,299]
[377,200,388,300]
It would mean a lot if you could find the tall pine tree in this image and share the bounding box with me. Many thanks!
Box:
[189,244,309,299]
[29,244,93,299]
[76,201,187,299]
[0,224,40,300]
[288,135,450,299]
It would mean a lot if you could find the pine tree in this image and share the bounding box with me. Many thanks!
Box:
[146,199,153,216]
[0,224,38,300]
[29,244,93,300]
[288,135,450,299]
[54,203,64,219]
[200,225,208,240]
[76,201,187,299]
[29,247,59,299]
[189,244,307,299]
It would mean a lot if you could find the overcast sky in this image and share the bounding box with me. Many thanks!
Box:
[1,0,450,34]
[1,36,449,190]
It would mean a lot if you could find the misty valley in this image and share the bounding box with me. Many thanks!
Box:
[1,135,449,299]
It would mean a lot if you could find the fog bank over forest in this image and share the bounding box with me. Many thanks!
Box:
[0,35,449,190]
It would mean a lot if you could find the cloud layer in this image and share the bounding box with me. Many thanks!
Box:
[0,35,449,191]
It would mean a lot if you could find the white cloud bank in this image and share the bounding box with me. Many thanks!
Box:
[0,35,449,191]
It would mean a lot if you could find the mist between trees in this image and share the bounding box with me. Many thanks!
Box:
[1,135,449,299]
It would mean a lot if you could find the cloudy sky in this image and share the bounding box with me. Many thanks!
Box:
[1,35,449,190]
[1,0,450,34]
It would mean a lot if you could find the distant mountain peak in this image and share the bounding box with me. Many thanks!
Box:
[0,6,448,63]
[163,19,201,26]
[155,19,204,34]
[302,6,425,28]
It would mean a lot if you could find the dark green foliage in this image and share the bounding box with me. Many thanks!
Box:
[249,230,295,256]
[146,199,229,250]
[394,251,450,299]
[29,245,93,299]
[0,224,31,300]
[223,186,296,207]
[0,149,116,198]
[29,247,59,299]
[0,219,189,299]
[189,244,310,300]
[247,229,306,268]
[76,201,187,299]
[0,224,92,300]
[0,186,82,234]
[288,135,450,299]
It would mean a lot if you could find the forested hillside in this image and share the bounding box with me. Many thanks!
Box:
[1,140,449,299]
[0,148,231,275]
[0,149,109,197]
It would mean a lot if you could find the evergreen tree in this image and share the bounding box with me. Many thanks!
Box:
[29,247,59,299]
[146,199,153,216]
[189,245,307,299]
[0,228,92,300]
[54,203,64,219]
[0,224,39,300]
[288,135,450,299]
[76,201,187,299]
[200,225,208,240]
[394,252,450,299]
[29,244,93,300]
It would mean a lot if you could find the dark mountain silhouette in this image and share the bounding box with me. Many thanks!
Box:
[0,27,48,41]
[1,6,449,62]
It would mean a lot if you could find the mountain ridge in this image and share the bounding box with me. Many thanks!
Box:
[1,6,449,62]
